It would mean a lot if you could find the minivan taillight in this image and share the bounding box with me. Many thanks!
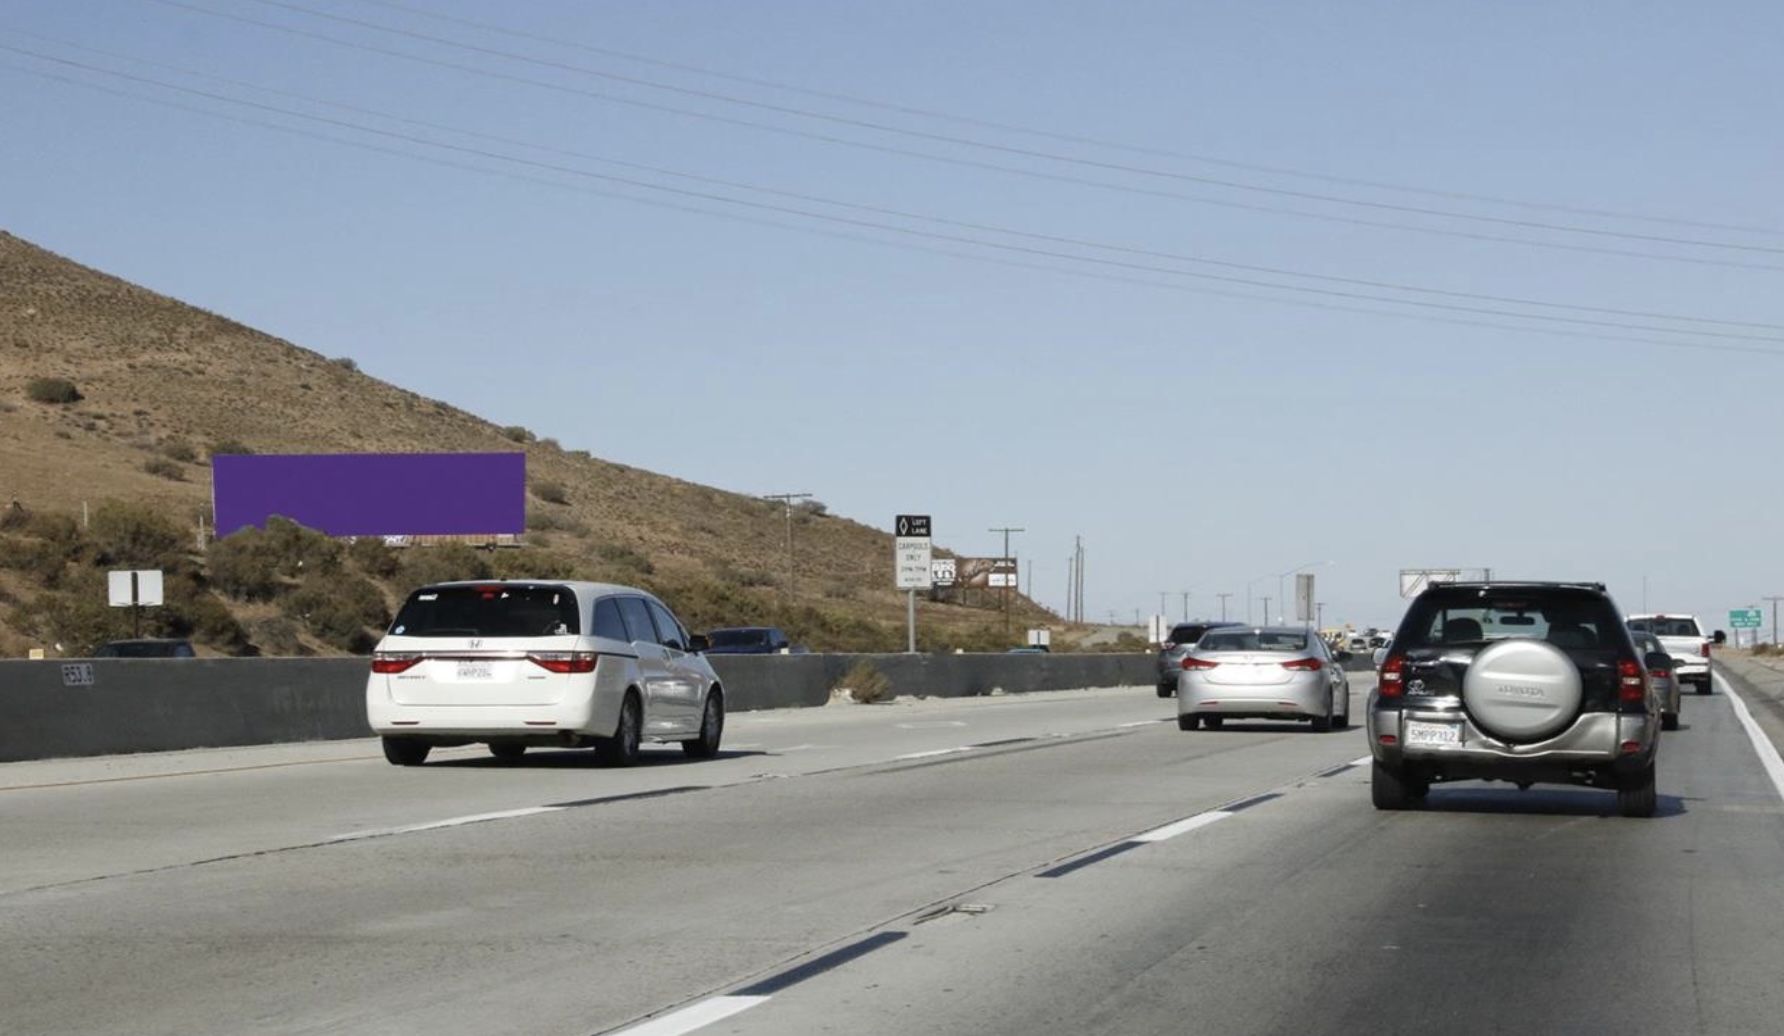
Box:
[1379,655,1405,698]
[371,653,421,674]
[1618,658,1646,703]
[1281,657,1323,671]
[527,651,598,674]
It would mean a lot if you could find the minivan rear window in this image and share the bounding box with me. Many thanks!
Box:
[390,585,580,638]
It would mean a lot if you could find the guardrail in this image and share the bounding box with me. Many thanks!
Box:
[0,653,1160,763]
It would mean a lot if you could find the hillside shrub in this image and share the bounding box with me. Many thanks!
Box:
[500,425,532,443]
[488,547,588,581]
[206,519,341,600]
[398,543,494,587]
[143,456,186,481]
[281,572,388,652]
[531,480,570,505]
[330,356,358,371]
[160,440,198,463]
[594,542,655,577]
[209,438,253,457]
[526,509,587,535]
[88,501,188,569]
[26,377,82,404]
[346,536,402,578]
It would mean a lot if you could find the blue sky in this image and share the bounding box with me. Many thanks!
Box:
[5,1,1782,635]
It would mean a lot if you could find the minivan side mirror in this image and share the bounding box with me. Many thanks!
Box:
[1712,630,1727,645]
[689,633,710,653]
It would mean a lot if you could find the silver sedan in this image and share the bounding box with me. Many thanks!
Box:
[1631,629,1681,731]
[1176,626,1351,732]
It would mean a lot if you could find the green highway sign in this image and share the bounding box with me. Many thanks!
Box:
[1729,608,1763,629]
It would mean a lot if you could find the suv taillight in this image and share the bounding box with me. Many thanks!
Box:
[1618,658,1646,703]
[1182,657,1220,670]
[1281,657,1323,671]
[371,653,421,674]
[528,651,598,674]
[1379,655,1405,698]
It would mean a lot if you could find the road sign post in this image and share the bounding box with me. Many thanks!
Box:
[894,515,932,653]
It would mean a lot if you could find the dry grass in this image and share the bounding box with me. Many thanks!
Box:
[0,231,1084,655]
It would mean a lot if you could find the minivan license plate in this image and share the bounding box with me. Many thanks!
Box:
[1404,721,1461,747]
[456,660,494,680]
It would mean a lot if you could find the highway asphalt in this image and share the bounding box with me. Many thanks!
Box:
[4,666,1782,1036]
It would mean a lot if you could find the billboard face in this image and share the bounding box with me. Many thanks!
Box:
[212,453,526,538]
[952,557,1018,589]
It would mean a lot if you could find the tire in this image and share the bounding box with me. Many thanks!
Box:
[1157,683,1176,699]
[1311,705,1333,734]
[1372,760,1411,810]
[1618,761,1658,818]
[1203,716,1225,731]
[681,690,725,758]
[596,694,643,768]
[1695,679,1712,696]
[1177,713,1199,731]
[488,742,525,763]
[1461,639,1583,743]
[382,736,430,767]
[1661,712,1679,732]
[1333,700,1351,730]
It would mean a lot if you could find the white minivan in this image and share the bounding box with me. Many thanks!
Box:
[365,580,723,767]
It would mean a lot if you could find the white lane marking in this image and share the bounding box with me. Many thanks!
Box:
[613,995,769,1036]
[895,721,969,729]
[1349,755,1372,768]
[1132,811,1233,842]
[1118,720,1161,728]
[1717,672,1784,803]
[894,747,972,760]
[327,806,564,842]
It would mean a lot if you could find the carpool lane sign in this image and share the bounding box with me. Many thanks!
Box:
[895,514,932,590]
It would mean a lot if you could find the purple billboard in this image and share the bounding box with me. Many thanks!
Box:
[212,453,527,538]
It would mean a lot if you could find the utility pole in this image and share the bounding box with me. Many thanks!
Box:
[1767,595,1784,646]
[1181,591,1191,621]
[989,526,1024,634]
[1216,592,1232,620]
[1316,601,1325,630]
[763,493,812,596]
[1262,596,1272,625]
[1159,591,1168,617]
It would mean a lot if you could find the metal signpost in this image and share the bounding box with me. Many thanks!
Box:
[895,515,932,653]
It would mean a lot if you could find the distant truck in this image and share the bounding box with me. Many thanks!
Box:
[1625,613,1726,695]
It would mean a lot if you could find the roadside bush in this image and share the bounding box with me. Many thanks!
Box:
[26,377,82,404]
[488,547,588,581]
[836,659,894,703]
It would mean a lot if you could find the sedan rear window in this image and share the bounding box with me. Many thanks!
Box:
[390,585,580,638]
[1199,630,1309,652]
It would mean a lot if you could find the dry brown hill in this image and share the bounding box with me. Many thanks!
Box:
[0,231,1080,656]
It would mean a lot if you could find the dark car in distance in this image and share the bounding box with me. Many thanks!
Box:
[704,626,794,655]
[1155,621,1243,697]
[92,638,196,658]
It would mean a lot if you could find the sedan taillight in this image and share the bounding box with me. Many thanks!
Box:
[1181,657,1220,670]
[1281,657,1323,671]
[371,653,421,674]
[527,651,599,674]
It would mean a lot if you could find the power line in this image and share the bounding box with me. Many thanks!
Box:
[340,0,1784,239]
[137,0,1784,260]
[9,43,1783,350]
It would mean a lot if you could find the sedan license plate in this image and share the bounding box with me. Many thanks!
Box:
[456,659,494,680]
[1404,720,1462,747]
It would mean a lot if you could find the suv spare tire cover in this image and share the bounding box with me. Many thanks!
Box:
[1460,639,1583,743]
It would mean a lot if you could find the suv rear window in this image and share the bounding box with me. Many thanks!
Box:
[390,585,580,638]
[1628,617,1702,638]
[1399,588,1624,651]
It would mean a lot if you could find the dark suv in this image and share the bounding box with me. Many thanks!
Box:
[1367,582,1666,817]
[1155,621,1243,697]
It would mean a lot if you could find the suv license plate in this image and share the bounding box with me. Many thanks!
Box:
[456,660,494,680]
[1404,721,1462,747]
